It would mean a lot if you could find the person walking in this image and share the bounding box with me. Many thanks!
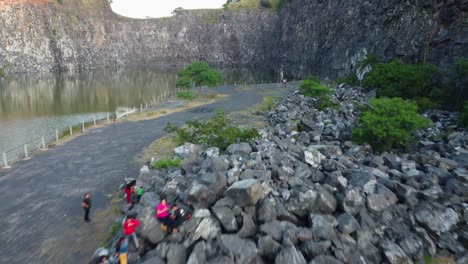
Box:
[123,215,140,250]
[115,237,128,264]
[136,186,144,204]
[82,193,91,222]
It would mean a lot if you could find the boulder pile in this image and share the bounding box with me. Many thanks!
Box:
[94,85,468,264]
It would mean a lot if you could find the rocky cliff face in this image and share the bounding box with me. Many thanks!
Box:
[278,0,468,78]
[0,0,278,72]
[0,0,466,78]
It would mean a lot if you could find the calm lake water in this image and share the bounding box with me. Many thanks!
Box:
[0,67,274,158]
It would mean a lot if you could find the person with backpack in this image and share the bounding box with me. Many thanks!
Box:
[136,186,144,204]
[123,215,140,250]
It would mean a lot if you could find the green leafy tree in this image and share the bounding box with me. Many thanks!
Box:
[0,64,9,80]
[177,62,223,95]
[445,59,468,110]
[353,98,430,151]
[458,101,468,127]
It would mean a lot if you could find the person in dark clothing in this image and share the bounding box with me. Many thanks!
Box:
[82,193,91,222]
[168,204,186,233]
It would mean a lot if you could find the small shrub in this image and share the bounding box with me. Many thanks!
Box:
[415,97,440,112]
[445,59,468,110]
[300,78,337,110]
[353,98,430,151]
[259,96,281,112]
[165,110,259,151]
[177,90,197,100]
[458,101,468,127]
[152,158,182,169]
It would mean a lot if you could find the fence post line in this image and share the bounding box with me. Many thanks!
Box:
[55,130,59,143]
[107,113,110,123]
[70,125,73,136]
[82,121,85,133]
[24,145,29,159]
[41,136,46,150]
[93,115,96,126]
[2,152,9,168]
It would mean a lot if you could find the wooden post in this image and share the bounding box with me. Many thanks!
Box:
[55,130,59,143]
[2,152,10,168]
[24,145,29,159]
[93,115,96,126]
[41,136,46,149]
[81,121,85,133]
[70,126,73,136]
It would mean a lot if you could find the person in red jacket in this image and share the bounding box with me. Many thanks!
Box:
[123,215,140,250]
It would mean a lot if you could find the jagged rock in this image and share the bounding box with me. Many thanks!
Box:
[140,256,165,264]
[240,169,272,181]
[212,207,238,232]
[140,165,150,174]
[193,209,211,218]
[274,244,306,264]
[343,188,366,216]
[187,241,207,264]
[381,241,412,264]
[219,235,257,263]
[238,213,257,238]
[139,192,160,208]
[398,233,423,259]
[138,206,165,244]
[310,255,344,264]
[206,147,220,158]
[309,214,337,240]
[445,178,468,197]
[260,220,299,242]
[226,143,252,156]
[184,217,221,248]
[337,213,360,235]
[167,244,187,264]
[199,172,227,196]
[224,179,263,207]
[211,156,230,172]
[181,155,204,174]
[258,236,282,260]
[206,256,235,264]
[174,143,204,158]
[213,197,235,208]
[185,182,216,209]
[400,160,416,172]
[315,186,337,213]
[383,153,401,170]
[415,206,459,234]
[304,148,325,168]
[438,158,458,170]
[257,198,277,223]
[300,241,331,258]
[366,183,398,213]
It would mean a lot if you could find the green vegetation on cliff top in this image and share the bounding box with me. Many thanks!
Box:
[224,0,285,12]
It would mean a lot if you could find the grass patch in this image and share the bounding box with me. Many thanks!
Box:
[152,158,182,169]
[415,255,456,264]
[177,90,197,100]
[135,136,178,165]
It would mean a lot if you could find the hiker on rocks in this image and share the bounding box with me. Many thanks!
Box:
[82,193,91,222]
[128,186,139,210]
[136,186,144,204]
[123,215,140,250]
[115,236,128,264]
[168,204,186,234]
[124,180,136,205]
[156,197,170,230]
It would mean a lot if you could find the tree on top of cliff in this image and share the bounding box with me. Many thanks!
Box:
[0,65,9,80]
[177,62,223,95]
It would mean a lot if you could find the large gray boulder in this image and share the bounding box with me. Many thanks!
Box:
[224,179,263,207]
[226,143,252,156]
[415,206,459,234]
[287,186,336,216]
[310,255,344,264]
[274,245,306,264]
[337,213,360,235]
[174,143,204,158]
[139,192,160,208]
[304,148,325,168]
[300,241,331,258]
[187,241,207,264]
[137,206,165,244]
[212,206,238,232]
[258,236,282,260]
[167,244,187,264]
[219,235,258,263]
[381,241,412,264]
[238,213,257,238]
[260,220,299,242]
[257,198,277,223]
[199,172,227,196]
[309,214,338,241]
[185,182,216,209]
[343,188,366,216]
[211,156,230,172]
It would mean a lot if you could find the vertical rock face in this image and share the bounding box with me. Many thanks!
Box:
[0,0,279,72]
[278,0,468,78]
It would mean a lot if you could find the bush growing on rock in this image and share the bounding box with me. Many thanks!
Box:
[299,78,337,110]
[152,158,182,169]
[352,98,430,151]
[445,59,468,110]
[458,101,468,127]
[165,110,259,151]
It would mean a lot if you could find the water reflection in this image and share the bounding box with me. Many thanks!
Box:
[0,67,275,153]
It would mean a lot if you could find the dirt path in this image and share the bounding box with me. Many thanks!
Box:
[0,84,294,264]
